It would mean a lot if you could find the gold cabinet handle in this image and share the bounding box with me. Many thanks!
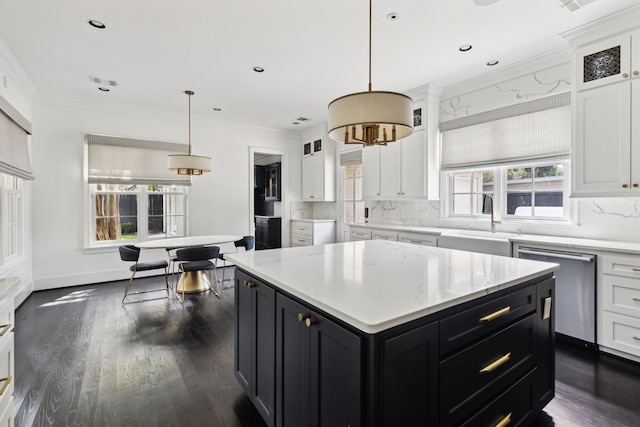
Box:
[622,73,629,78]
[633,336,640,340]
[622,184,629,188]
[480,352,511,374]
[244,280,255,288]
[0,324,10,337]
[494,412,512,427]
[479,306,511,322]
[634,184,639,188]
[305,317,317,327]
[632,268,640,272]
[633,297,640,302]
[297,312,310,322]
[633,70,639,76]
[0,377,11,396]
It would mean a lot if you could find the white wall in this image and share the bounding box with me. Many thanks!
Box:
[30,93,301,290]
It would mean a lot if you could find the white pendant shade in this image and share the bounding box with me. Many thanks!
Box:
[168,153,211,175]
[168,90,211,176]
[328,91,413,146]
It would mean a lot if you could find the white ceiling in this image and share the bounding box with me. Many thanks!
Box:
[0,0,636,133]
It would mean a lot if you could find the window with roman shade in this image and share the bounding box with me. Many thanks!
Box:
[0,107,33,180]
[440,92,571,170]
[86,134,190,185]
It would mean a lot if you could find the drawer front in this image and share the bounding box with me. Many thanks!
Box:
[291,222,313,237]
[440,285,536,355]
[441,315,536,426]
[372,231,398,241]
[601,253,640,279]
[601,311,640,357]
[350,229,372,241]
[398,233,437,247]
[602,274,640,318]
[291,234,312,247]
[0,334,14,403]
[460,367,537,427]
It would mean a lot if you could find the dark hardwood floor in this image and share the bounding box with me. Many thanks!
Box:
[14,271,640,426]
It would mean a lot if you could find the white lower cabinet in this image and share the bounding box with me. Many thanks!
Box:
[291,220,335,247]
[598,252,640,359]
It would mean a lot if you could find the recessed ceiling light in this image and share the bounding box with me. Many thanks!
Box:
[88,20,106,29]
[487,60,500,66]
[98,87,110,92]
[459,45,472,52]
[386,12,399,21]
[213,107,222,112]
[253,66,264,73]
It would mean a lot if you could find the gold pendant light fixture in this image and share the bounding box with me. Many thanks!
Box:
[168,90,212,175]
[327,0,413,146]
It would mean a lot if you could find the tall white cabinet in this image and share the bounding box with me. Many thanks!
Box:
[302,131,335,201]
[572,29,640,197]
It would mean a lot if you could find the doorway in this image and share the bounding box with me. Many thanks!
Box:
[249,147,289,249]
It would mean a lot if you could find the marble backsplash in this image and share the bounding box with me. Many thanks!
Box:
[290,201,338,220]
[365,198,640,243]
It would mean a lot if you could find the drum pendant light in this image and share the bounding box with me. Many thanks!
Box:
[168,90,212,175]
[327,0,413,146]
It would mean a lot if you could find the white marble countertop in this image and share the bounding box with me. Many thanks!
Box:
[352,223,640,254]
[291,218,336,223]
[226,240,558,334]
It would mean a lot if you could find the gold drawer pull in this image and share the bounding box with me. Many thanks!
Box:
[305,317,317,327]
[494,412,512,427]
[633,297,640,302]
[0,324,10,337]
[632,268,640,272]
[244,280,255,288]
[633,336,640,341]
[0,377,11,396]
[480,306,511,322]
[297,312,310,322]
[480,352,511,374]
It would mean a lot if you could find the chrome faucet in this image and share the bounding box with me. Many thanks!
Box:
[483,194,501,233]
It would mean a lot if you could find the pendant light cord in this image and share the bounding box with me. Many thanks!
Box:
[368,0,372,92]
[187,91,192,156]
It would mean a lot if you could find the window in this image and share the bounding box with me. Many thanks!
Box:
[447,161,569,221]
[86,134,190,248]
[90,184,186,245]
[0,173,22,265]
[343,164,365,225]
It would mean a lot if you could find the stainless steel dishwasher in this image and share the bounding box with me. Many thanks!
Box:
[516,246,597,345]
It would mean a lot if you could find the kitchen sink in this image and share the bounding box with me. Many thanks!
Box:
[438,230,516,256]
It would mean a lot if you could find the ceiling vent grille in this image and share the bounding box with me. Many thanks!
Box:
[558,0,597,12]
[88,76,118,87]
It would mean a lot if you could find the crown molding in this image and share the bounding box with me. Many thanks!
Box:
[560,3,640,47]
[0,37,36,97]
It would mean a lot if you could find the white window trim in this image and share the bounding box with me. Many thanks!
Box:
[0,177,23,266]
[442,160,575,226]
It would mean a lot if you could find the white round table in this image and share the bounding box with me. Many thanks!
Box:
[137,235,242,294]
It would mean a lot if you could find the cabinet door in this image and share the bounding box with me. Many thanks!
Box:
[632,79,640,190]
[302,154,326,200]
[276,294,362,427]
[235,272,277,426]
[362,145,381,197]
[302,156,315,199]
[575,34,630,91]
[573,82,632,196]
[379,142,402,197]
[309,310,361,427]
[401,132,427,197]
[276,294,311,427]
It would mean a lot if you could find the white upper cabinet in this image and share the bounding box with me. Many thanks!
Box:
[302,132,335,201]
[572,29,640,197]
[362,131,427,199]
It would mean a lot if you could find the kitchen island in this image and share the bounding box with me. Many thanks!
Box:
[226,240,558,427]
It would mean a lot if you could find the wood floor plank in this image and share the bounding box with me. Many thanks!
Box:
[14,269,640,426]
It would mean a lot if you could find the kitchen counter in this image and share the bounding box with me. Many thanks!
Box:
[227,240,557,333]
[353,223,640,254]
[229,240,557,426]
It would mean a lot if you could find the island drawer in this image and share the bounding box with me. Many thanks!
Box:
[459,367,537,427]
[439,284,536,355]
[440,315,535,426]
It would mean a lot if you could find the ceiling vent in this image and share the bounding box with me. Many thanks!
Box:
[558,0,597,12]
[88,76,118,87]
[296,117,311,122]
